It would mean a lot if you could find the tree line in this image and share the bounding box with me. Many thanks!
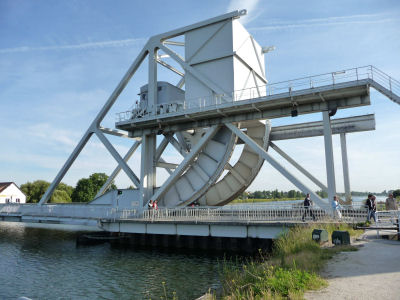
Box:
[238,189,328,200]
[21,174,400,204]
[20,173,116,203]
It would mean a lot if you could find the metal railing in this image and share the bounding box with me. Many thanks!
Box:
[1,204,370,223]
[0,203,127,220]
[139,205,368,223]
[376,210,400,227]
[116,65,400,122]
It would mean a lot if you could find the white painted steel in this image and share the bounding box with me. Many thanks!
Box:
[340,133,352,203]
[184,18,266,105]
[140,206,368,223]
[269,114,376,141]
[225,123,331,211]
[201,120,271,206]
[116,65,397,124]
[30,9,400,224]
[95,129,141,187]
[38,47,149,205]
[269,141,327,192]
[151,125,223,207]
[96,140,141,198]
[322,111,337,210]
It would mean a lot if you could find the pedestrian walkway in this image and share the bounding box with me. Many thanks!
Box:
[305,230,400,300]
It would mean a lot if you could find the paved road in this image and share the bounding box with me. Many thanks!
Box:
[305,230,400,300]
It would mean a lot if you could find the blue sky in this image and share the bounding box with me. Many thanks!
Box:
[1,0,399,193]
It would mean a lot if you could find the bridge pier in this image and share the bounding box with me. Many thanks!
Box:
[322,110,337,209]
[340,133,352,203]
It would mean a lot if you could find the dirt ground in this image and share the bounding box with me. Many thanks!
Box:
[305,230,400,300]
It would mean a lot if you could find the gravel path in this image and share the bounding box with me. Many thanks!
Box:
[305,230,400,300]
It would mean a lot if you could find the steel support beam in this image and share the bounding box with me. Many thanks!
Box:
[140,47,158,206]
[158,44,231,101]
[166,134,188,157]
[159,158,174,175]
[38,48,149,205]
[155,136,170,162]
[156,162,178,169]
[340,133,352,203]
[140,134,156,207]
[225,123,330,211]
[269,142,327,192]
[176,132,190,152]
[95,130,140,187]
[38,131,93,205]
[96,140,141,198]
[149,125,220,205]
[322,111,337,209]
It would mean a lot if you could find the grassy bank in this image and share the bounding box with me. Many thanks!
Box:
[216,224,362,299]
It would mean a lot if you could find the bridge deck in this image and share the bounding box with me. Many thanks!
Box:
[117,80,370,137]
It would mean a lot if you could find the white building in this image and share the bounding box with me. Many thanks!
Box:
[0,182,26,204]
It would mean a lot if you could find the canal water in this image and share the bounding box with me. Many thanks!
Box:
[0,195,385,299]
[0,222,222,300]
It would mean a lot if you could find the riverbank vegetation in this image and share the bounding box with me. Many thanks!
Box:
[231,190,328,204]
[215,224,361,299]
[20,173,116,203]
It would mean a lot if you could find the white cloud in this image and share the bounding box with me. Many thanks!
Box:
[250,13,395,31]
[0,38,146,54]
[227,0,261,25]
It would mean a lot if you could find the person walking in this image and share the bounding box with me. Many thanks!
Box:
[366,194,377,222]
[385,193,398,211]
[302,193,315,221]
[366,194,373,222]
[332,195,342,219]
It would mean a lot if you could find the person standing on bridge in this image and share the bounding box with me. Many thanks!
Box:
[302,193,315,222]
[366,194,377,222]
[332,195,342,219]
[385,193,398,211]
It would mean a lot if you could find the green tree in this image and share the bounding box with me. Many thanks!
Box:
[71,178,94,202]
[71,173,116,202]
[21,180,50,203]
[316,190,328,198]
[51,190,72,203]
[20,180,74,203]
[393,189,400,198]
[288,190,295,198]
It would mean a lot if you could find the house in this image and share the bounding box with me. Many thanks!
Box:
[0,182,26,204]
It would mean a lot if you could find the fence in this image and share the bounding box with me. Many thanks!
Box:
[140,206,368,223]
[1,204,369,223]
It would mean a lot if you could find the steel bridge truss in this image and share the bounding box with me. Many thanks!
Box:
[38,10,400,218]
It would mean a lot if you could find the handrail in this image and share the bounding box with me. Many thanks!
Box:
[115,65,400,122]
[0,203,370,223]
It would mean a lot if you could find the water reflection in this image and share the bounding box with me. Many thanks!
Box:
[0,222,222,300]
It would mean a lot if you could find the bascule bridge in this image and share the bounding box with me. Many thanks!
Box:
[1,10,399,249]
